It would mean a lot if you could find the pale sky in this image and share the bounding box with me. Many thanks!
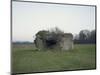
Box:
[12,1,96,42]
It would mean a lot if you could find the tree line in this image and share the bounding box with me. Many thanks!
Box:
[74,29,96,44]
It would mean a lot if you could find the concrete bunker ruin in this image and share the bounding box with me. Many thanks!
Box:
[34,30,73,50]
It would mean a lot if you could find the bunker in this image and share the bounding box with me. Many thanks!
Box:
[34,30,73,50]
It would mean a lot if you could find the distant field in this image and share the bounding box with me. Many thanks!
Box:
[12,43,96,74]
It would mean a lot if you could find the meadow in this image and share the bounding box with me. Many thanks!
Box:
[12,43,96,74]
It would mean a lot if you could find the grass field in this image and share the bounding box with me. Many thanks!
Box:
[12,44,96,74]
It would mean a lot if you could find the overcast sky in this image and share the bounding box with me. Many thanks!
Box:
[12,1,95,42]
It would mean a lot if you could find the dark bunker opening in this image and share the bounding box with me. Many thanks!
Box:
[45,38,57,48]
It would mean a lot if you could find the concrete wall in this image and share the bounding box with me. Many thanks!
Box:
[60,37,73,50]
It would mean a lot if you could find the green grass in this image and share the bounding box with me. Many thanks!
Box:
[12,44,96,74]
